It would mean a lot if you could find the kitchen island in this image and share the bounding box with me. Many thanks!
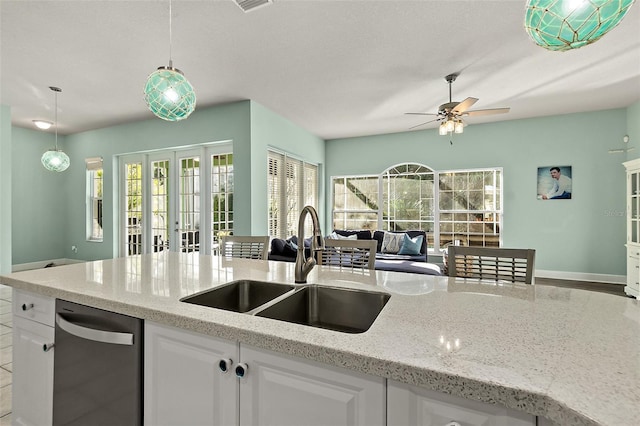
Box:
[2,252,639,426]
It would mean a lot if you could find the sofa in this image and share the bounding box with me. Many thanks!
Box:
[268,230,442,276]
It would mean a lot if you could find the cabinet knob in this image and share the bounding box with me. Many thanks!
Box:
[218,358,233,373]
[235,363,248,378]
[445,422,461,426]
[43,343,55,352]
[22,303,34,311]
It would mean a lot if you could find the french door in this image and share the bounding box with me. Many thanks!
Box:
[120,144,233,256]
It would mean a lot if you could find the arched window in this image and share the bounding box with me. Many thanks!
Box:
[381,163,435,233]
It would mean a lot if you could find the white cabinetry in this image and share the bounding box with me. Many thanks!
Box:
[387,380,535,426]
[144,322,238,426]
[624,159,640,298]
[144,321,385,426]
[12,289,55,426]
[239,344,384,426]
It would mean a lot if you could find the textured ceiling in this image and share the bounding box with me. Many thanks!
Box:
[1,0,639,139]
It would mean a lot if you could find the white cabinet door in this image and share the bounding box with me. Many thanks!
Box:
[626,246,640,298]
[239,344,385,426]
[387,380,534,426]
[144,322,238,426]
[12,316,55,426]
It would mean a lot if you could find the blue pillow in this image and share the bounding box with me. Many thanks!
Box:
[398,234,424,256]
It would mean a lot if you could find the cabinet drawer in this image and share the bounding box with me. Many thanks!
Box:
[13,289,55,327]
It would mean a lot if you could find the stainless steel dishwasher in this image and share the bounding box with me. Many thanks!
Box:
[53,299,143,425]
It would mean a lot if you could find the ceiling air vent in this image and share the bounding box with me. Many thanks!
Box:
[234,0,272,13]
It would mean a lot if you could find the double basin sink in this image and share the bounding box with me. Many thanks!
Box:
[180,280,390,334]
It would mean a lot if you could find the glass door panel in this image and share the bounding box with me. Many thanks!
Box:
[178,155,200,253]
[124,162,143,256]
[211,153,233,248]
[151,159,171,252]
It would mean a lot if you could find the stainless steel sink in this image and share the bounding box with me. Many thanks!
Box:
[180,280,296,313]
[255,285,390,334]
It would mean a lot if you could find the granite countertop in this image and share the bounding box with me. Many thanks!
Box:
[2,252,639,426]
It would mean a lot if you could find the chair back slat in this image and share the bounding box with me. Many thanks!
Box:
[220,236,269,260]
[318,239,377,270]
[447,246,535,284]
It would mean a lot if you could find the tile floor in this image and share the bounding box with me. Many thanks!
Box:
[0,284,12,426]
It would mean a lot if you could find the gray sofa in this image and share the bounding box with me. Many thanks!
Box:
[268,229,442,276]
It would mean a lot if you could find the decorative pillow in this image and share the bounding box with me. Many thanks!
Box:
[382,232,406,254]
[270,238,286,255]
[334,229,372,240]
[328,231,357,240]
[398,234,424,256]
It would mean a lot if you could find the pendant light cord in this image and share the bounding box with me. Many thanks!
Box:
[168,0,173,68]
[54,91,58,150]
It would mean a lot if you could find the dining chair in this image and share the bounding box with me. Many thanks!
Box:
[447,246,536,284]
[220,236,270,260]
[318,239,377,270]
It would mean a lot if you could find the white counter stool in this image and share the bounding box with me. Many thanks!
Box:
[220,236,269,260]
[447,246,536,284]
[318,239,377,270]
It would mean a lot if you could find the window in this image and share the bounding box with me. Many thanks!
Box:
[438,169,501,248]
[332,176,379,230]
[211,154,234,243]
[86,157,103,241]
[331,163,502,252]
[119,144,233,256]
[267,150,318,239]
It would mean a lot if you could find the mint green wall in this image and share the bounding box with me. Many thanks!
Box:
[249,102,325,235]
[11,127,69,265]
[626,100,640,161]
[62,101,252,261]
[325,109,628,276]
[0,105,12,273]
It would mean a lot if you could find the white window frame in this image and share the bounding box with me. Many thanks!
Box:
[118,142,233,257]
[267,149,319,239]
[86,157,103,242]
[331,164,503,253]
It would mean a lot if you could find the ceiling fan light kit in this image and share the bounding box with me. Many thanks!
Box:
[143,0,196,121]
[406,73,510,140]
[41,86,70,173]
[524,0,636,52]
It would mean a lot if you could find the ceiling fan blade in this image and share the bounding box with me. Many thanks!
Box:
[408,118,440,130]
[452,97,478,114]
[464,107,510,117]
[404,112,439,116]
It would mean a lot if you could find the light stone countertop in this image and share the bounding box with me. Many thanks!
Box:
[2,252,639,426]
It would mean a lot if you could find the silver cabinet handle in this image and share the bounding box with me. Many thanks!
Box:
[55,314,134,345]
[445,422,461,426]
[22,303,34,311]
[235,362,248,378]
[219,358,233,373]
[43,343,55,352]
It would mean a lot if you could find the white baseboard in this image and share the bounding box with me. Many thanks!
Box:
[12,258,85,272]
[535,269,626,285]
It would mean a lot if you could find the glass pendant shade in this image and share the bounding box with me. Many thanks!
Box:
[439,122,447,135]
[41,149,70,172]
[144,66,196,121]
[525,0,635,51]
[445,119,455,133]
[454,120,464,134]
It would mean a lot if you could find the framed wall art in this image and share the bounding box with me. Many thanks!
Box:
[537,165,572,200]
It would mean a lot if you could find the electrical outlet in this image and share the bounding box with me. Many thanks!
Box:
[71,245,78,253]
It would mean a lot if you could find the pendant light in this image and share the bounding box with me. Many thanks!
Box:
[525,0,636,52]
[143,0,196,121]
[41,86,70,172]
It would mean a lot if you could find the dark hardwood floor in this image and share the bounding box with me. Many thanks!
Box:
[535,277,628,297]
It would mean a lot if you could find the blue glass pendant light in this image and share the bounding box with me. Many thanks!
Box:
[143,0,196,121]
[525,0,636,52]
[41,86,70,172]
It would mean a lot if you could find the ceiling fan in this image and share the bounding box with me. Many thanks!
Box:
[405,73,510,137]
